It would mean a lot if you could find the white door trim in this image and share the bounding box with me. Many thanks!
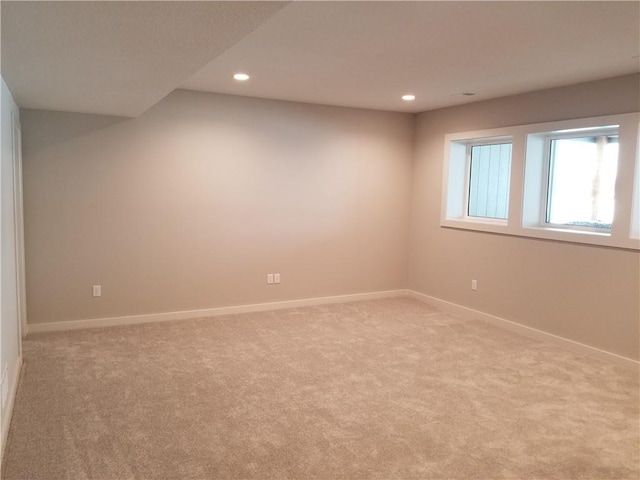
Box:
[11,113,26,346]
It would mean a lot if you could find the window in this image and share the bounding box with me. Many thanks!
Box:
[545,130,618,231]
[632,125,640,239]
[441,113,640,250]
[468,143,512,219]
[442,133,512,231]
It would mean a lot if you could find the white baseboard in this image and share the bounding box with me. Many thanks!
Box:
[25,288,637,372]
[27,289,409,334]
[1,356,23,464]
[407,290,639,373]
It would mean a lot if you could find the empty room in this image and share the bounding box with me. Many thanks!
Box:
[1,1,639,479]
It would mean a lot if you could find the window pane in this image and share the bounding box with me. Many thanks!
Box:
[468,143,512,219]
[546,135,618,229]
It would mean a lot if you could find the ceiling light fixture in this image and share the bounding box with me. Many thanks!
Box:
[233,73,250,81]
[402,94,416,101]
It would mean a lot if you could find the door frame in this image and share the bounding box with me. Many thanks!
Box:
[12,112,26,348]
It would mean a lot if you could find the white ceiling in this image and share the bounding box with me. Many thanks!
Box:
[1,1,289,117]
[2,1,639,117]
[182,1,640,113]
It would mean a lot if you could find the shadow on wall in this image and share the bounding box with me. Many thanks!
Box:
[20,109,129,155]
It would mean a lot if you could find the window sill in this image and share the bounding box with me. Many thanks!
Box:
[441,217,509,236]
[441,221,640,250]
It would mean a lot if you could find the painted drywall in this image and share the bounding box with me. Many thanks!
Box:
[18,74,640,363]
[21,91,414,325]
[1,76,22,455]
[408,74,640,361]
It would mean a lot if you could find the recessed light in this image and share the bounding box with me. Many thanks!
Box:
[233,73,250,81]
[402,94,416,101]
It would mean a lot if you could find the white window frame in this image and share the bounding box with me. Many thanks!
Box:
[541,126,619,234]
[442,131,514,235]
[441,112,640,250]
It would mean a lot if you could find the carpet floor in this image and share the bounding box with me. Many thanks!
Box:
[2,298,638,479]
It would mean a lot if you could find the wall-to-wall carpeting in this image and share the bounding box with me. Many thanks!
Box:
[3,298,638,479]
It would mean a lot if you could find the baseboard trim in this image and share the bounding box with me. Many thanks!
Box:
[407,290,640,372]
[27,290,409,334]
[25,289,638,371]
[1,356,23,464]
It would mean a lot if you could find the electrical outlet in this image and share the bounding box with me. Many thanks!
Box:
[471,279,478,291]
[274,273,280,284]
[92,285,101,297]
[267,274,274,285]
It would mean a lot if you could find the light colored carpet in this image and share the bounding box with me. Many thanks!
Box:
[2,298,638,479]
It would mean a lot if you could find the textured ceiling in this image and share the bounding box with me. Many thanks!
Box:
[1,1,288,117]
[2,1,639,117]
[181,1,640,113]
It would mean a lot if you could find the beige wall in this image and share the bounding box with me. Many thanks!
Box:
[20,74,640,361]
[408,74,640,360]
[21,91,414,324]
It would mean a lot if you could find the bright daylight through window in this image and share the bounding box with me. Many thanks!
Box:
[441,113,639,250]
[546,131,618,231]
